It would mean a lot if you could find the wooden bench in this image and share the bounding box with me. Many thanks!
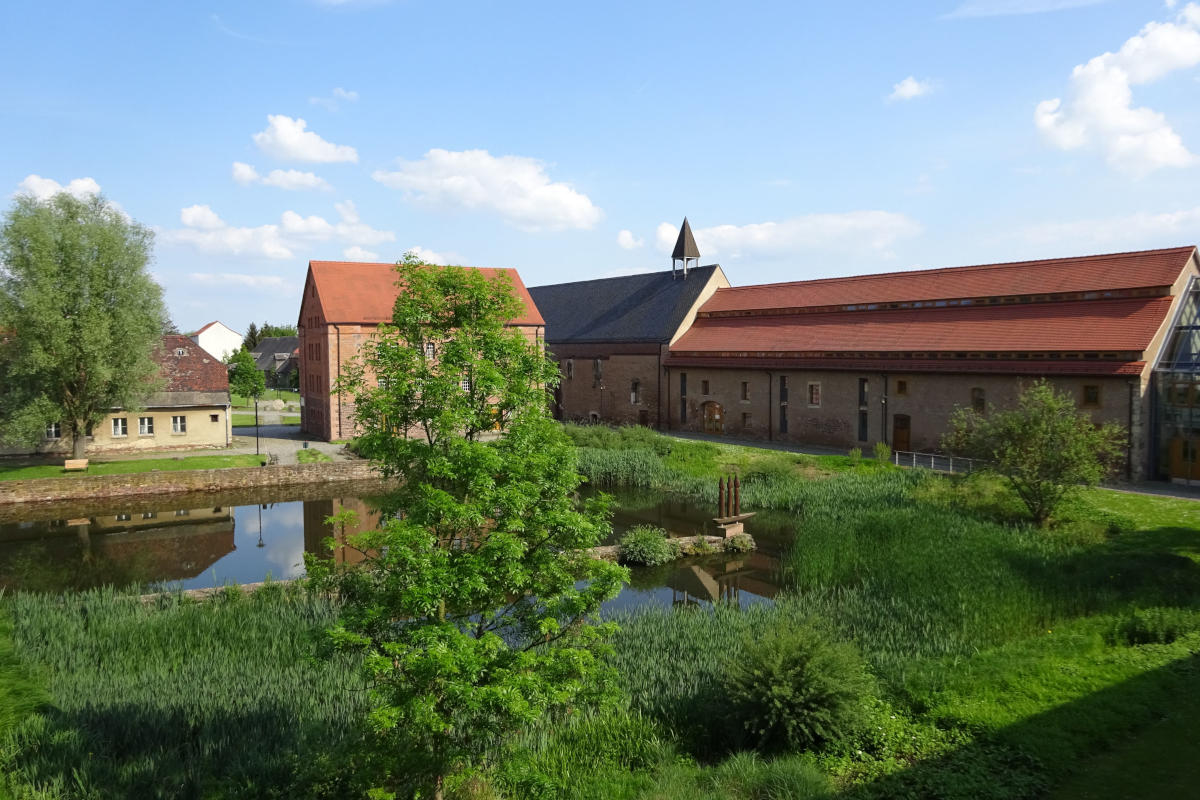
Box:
[64,459,89,472]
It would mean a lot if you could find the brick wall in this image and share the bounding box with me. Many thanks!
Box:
[555,353,661,426]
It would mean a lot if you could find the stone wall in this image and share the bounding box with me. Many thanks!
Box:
[0,460,381,509]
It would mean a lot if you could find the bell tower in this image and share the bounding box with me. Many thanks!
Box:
[671,217,700,279]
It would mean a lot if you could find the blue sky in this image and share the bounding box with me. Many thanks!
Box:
[3,0,1199,334]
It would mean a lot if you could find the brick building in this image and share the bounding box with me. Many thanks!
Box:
[662,246,1200,481]
[529,219,729,427]
[297,260,545,441]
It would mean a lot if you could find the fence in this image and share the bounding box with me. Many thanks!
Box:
[892,450,984,475]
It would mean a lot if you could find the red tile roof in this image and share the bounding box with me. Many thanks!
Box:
[156,335,229,393]
[670,296,1172,355]
[700,247,1196,314]
[662,355,1146,377]
[308,261,545,326]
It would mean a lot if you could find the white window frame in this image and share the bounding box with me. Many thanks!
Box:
[139,416,154,436]
[172,415,187,434]
[424,341,436,359]
[45,422,61,440]
[807,382,822,408]
[112,417,128,437]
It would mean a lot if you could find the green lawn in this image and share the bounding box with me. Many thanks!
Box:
[232,413,301,426]
[295,448,332,463]
[0,453,267,481]
[231,389,299,409]
[281,414,301,425]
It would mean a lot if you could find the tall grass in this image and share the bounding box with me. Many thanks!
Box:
[1,585,368,799]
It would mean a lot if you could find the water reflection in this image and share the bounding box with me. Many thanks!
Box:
[0,484,797,610]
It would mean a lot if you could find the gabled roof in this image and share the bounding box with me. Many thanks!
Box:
[305,261,544,326]
[156,335,229,393]
[672,218,700,260]
[671,296,1173,355]
[193,320,237,336]
[251,336,299,369]
[530,265,723,344]
[700,246,1197,315]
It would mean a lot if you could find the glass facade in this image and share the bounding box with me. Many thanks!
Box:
[1153,279,1200,480]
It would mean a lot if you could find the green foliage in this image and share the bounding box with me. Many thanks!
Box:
[0,192,168,458]
[618,526,680,566]
[943,379,1126,526]
[848,447,862,465]
[296,448,333,463]
[724,533,755,553]
[872,441,891,463]
[243,322,298,352]
[723,623,874,753]
[1105,607,1200,646]
[0,453,266,481]
[312,256,628,796]
[689,537,716,555]
[226,348,265,400]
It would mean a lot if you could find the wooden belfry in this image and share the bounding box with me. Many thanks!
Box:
[671,217,700,279]
[714,473,754,537]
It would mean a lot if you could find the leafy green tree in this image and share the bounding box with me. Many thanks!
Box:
[258,322,297,339]
[309,254,627,799]
[242,322,260,352]
[943,379,1125,526]
[0,192,168,458]
[226,348,265,400]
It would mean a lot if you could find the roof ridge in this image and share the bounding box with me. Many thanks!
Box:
[309,260,520,273]
[715,245,1196,294]
[530,264,718,290]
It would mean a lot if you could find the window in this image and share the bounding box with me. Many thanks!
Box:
[116,513,131,522]
[424,341,436,359]
[741,381,750,401]
[44,422,61,440]
[779,404,788,433]
[896,379,908,397]
[858,410,869,442]
[971,388,986,414]
[112,417,128,437]
[460,377,471,392]
[171,415,187,434]
[858,378,869,407]
[565,359,574,379]
[742,412,752,428]
[779,376,788,404]
[702,379,710,395]
[592,358,603,388]
[175,509,190,517]
[210,414,219,423]
[142,512,156,520]
[138,416,154,435]
[1082,385,1100,407]
[630,380,641,405]
[679,373,687,422]
[807,382,821,407]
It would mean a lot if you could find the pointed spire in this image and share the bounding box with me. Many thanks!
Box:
[671,217,701,260]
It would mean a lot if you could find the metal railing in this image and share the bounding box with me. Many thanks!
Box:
[892,450,983,474]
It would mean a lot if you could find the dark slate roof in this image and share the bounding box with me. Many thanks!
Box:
[251,336,299,370]
[529,265,721,344]
[671,218,700,260]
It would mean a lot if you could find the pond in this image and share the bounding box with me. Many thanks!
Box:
[0,481,798,610]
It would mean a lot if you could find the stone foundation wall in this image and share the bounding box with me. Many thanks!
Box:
[0,460,381,508]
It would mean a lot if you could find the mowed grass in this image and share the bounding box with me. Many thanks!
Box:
[295,448,332,463]
[231,389,299,409]
[0,454,267,481]
[232,413,301,426]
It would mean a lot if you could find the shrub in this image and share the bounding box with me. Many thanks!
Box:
[619,526,680,566]
[848,447,862,465]
[724,533,755,553]
[689,537,716,555]
[872,441,891,463]
[723,623,874,753]
[1106,607,1200,646]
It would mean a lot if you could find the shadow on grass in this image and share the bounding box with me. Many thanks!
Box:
[844,651,1200,800]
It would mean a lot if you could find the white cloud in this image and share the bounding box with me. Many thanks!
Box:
[888,76,934,102]
[656,212,923,260]
[233,161,332,191]
[944,0,1107,18]
[17,174,102,201]
[252,115,358,163]
[1020,206,1200,248]
[342,245,380,260]
[372,148,602,232]
[1035,4,1200,175]
[165,200,394,260]
[309,87,359,111]
[190,272,291,290]
[616,229,644,249]
[405,245,458,265]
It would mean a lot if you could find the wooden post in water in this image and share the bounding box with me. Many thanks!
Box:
[733,475,741,516]
[718,477,725,519]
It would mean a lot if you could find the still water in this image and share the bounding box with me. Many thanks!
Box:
[0,482,796,610]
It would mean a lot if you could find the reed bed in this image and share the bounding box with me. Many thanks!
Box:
[1,584,367,799]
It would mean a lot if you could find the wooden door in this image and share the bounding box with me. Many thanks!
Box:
[1168,437,1200,480]
[703,402,724,435]
[893,414,911,452]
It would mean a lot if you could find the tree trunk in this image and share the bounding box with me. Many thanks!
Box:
[72,421,87,459]
[434,774,444,800]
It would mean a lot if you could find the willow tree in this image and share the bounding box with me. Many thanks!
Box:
[0,192,167,457]
[309,254,626,798]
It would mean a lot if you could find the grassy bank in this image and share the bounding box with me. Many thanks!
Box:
[0,454,268,481]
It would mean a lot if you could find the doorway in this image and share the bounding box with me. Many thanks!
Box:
[703,401,725,435]
[893,414,911,452]
[1168,436,1200,481]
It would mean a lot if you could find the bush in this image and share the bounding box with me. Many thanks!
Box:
[725,533,755,553]
[872,441,891,463]
[619,526,680,566]
[1106,607,1200,646]
[723,623,874,753]
[848,447,862,465]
